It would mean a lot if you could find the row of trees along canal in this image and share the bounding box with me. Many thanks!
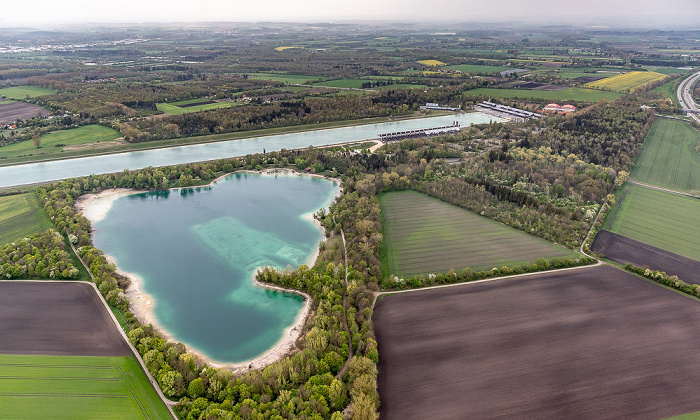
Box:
[0,92,656,419]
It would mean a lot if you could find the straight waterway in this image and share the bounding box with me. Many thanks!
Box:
[0,113,497,188]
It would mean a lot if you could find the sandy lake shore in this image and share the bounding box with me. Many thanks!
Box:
[75,169,340,371]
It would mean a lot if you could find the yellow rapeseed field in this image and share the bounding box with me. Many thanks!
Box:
[417,59,447,67]
[274,46,302,51]
[583,71,666,92]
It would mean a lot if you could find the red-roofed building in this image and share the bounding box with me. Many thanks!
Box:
[559,104,577,113]
[543,103,560,113]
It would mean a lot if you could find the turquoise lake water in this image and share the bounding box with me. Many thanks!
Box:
[0,112,498,188]
[91,172,339,363]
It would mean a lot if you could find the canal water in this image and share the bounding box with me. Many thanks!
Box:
[0,112,497,188]
[90,171,339,363]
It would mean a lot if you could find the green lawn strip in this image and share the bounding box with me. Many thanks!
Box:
[443,64,511,74]
[0,193,53,245]
[0,86,55,99]
[110,306,132,333]
[0,125,121,161]
[603,184,700,262]
[464,87,622,102]
[0,354,170,419]
[630,119,700,193]
[156,100,236,115]
[645,66,686,75]
[380,190,579,277]
[665,411,700,420]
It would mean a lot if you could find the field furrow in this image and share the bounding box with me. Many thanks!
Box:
[381,191,579,277]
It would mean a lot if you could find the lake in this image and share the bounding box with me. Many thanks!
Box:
[90,171,339,364]
[0,112,498,188]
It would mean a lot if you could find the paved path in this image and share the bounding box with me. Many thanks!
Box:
[677,70,700,125]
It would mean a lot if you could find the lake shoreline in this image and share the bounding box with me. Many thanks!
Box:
[76,169,341,371]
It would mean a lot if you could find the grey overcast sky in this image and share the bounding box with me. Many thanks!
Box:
[1,0,698,27]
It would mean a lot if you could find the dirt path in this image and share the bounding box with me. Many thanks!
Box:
[335,220,354,379]
[368,140,384,153]
[627,179,698,198]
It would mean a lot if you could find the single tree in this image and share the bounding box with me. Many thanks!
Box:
[32,133,41,148]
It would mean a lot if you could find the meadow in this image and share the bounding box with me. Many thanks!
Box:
[0,193,53,245]
[464,87,622,102]
[156,98,236,115]
[0,86,55,99]
[443,64,510,74]
[652,79,680,104]
[630,119,700,193]
[0,354,171,419]
[583,71,666,92]
[0,124,121,161]
[602,184,700,262]
[380,191,579,277]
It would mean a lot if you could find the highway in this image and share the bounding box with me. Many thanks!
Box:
[677,69,700,124]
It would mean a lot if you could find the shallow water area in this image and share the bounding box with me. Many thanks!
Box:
[90,171,339,364]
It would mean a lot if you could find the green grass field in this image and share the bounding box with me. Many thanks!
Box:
[652,79,680,104]
[464,87,622,102]
[246,73,319,84]
[0,125,121,161]
[381,191,579,277]
[630,119,700,193]
[444,64,511,74]
[0,354,171,419]
[0,193,53,245]
[602,184,700,262]
[0,86,55,99]
[156,98,236,115]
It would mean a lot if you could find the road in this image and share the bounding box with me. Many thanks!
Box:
[677,69,700,124]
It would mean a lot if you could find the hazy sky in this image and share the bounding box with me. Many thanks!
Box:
[1,0,698,27]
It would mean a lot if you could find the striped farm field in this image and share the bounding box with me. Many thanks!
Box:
[0,193,53,245]
[630,119,700,193]
[583,71,666,92]
[156,98,235,115]
[381,191,579,277]
[602,184,700,262]
[0,354,171,419]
